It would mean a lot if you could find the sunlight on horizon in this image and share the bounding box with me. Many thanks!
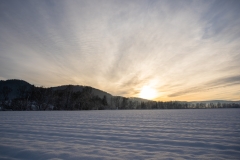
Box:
[139,86,158,100]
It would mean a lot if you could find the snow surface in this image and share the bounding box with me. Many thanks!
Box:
[0,109,240,160]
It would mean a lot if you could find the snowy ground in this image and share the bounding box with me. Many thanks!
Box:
[0,109,240,160]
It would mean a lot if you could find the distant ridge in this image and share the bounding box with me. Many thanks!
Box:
[0,79,239,104]
[0,79,148,104]
[190,100,240,104]
[0,79,31,87]
[50,85,113,104]
[0,79,32,99]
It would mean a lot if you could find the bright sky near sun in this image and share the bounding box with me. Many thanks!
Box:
[0,0,240,101]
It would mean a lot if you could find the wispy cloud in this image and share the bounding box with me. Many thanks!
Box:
[0,0,239,100]
[169,75,240,97]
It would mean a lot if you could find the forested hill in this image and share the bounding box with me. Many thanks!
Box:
[50,85,113,104]
[0,79,32,99]
[0,79,150,110]
[0,79,239,111]
[0,79,114,100]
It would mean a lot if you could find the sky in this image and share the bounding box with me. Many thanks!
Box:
[0,0,240,101]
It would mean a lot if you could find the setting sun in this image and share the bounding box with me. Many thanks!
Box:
[139,86,157,100]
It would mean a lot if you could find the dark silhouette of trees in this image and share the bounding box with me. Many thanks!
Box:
[16,85,31,110]
[120,97,128,109]
[1,80,240,111]
[32,87,53,110]
[102,95,108,106]
[112,96,121,109]
[0,86,12,110]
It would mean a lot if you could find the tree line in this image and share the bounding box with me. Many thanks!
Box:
[0,85,239,111]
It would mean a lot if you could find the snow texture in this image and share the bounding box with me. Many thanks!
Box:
[0,109,240,160]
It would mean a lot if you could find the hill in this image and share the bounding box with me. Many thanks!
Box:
[0,79,32,99]
[0,79,239,110]
[0,79,151,104]
[51,85,113,104]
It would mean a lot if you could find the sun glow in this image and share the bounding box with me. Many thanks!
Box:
[139,86,157,100]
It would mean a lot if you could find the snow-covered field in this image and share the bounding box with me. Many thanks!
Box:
[0,109,240,160]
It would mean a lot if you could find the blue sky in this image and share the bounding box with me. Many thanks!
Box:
[0,0,240,101]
